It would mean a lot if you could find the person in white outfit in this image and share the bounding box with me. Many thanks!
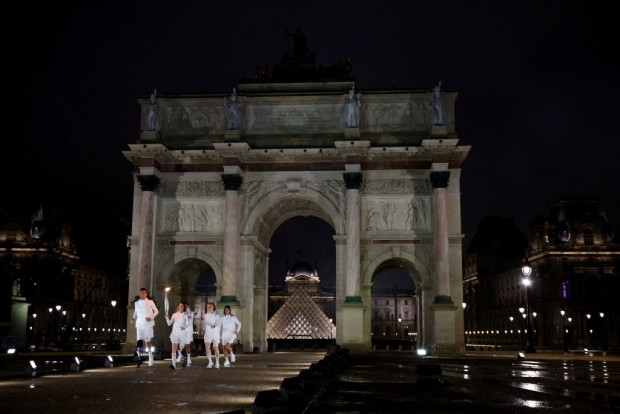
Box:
[174,305,194,366]
[203,302,221,369]
[165,302,189,369]
[221,305,241,367]
[182,306,195,366]
[131,288,159,367]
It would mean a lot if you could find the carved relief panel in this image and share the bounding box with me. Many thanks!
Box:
[160,199,225,234]
[362,195,431,233]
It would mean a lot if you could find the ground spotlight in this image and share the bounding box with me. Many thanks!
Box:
[6,348,16,354]
[516,352,525,360]
[416,348,427,357]
[104,355,114,368]
[25,360,37,377]
[71,356,81,372]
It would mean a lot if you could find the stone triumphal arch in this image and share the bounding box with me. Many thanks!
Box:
[123,69,470,355]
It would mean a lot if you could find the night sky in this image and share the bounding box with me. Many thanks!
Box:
[4,2,619,284]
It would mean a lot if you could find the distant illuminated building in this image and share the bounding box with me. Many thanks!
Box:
[267,261,335,339]
[464,196,620,351]
[371,285,417,346]
[0,208,127,350]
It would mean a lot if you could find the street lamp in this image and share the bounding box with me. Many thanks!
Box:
[521,262,536,353]
[560,310,566,351]
[32,313,37,349]
[599,312,606,349]
[462,303,467,345]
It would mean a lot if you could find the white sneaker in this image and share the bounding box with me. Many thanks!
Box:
[176,356,182,362]
[230,354,236,363]
[224,359,230,367]
[186,358,192,367]
[207,360,214,369]
[215,361,220,369]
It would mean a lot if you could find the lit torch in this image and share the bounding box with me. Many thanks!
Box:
[164,287,171,316]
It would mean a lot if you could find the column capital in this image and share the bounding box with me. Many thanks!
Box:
[430,171,450,189]
[343,172,363,190]
[137,175,161,192]
[433,295,454,305]
[344,296,363,305]
[218,296,240,306]
[222,174,243,191]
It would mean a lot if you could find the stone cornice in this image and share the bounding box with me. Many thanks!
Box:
[122,143,169,165]
[123,142,470,171]
[335,140,370,157]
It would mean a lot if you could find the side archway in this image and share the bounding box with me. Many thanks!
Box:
[362,251,433,351]
[157,256,220,352]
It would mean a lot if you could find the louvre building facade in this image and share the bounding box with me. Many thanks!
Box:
[463,196,620,351]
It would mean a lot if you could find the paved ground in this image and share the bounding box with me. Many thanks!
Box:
[307,350,620,413]
[1,349,619,413]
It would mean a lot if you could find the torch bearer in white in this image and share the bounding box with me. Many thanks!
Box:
[164,287,171,317]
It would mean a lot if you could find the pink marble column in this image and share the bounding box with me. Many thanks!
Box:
[430,171,452,304]
[221,174,243,304]
[137,175,160,290]
[344,172,363,303]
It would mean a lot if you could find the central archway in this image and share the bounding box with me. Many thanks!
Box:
[267,216,337,348]
[238,185,345,351]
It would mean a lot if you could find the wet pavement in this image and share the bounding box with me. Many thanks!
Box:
[305,351,620,413]
[0,349,619,413]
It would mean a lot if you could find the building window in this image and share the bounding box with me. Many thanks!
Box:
[561,257,569,267]
[404,300,408,305]
[385,300,389,305]
[584,229,593,245]
[561,280,570,299]
[404,311,409,320]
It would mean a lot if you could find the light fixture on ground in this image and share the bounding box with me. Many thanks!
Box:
[71,356,81,372]
[25,360,37,377]
[104,355,114,368]
[521,259,536,353]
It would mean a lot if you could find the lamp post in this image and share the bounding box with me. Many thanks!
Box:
[47,307,52,349]
[32,313,37,349]
[111,300,119,347]
[462,303,467,346]
[599,312,606,350]
[560,310,566,351]
[81,313,86,346]
[54,305,62,346]
[521,261,536,353]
